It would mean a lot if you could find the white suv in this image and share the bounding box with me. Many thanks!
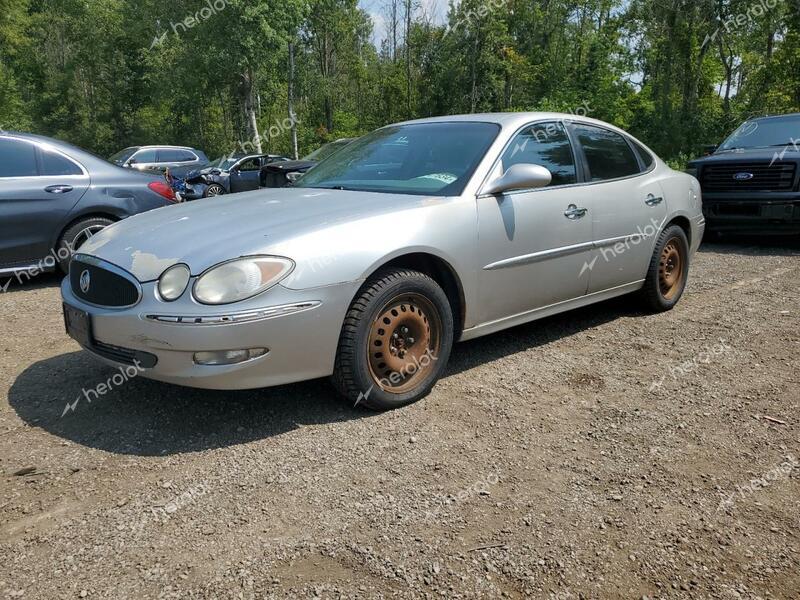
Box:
[109,145,208,172]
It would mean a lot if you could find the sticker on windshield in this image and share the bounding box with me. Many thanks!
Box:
[417,173,457,184]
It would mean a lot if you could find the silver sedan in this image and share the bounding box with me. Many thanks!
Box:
[62,113,705,410]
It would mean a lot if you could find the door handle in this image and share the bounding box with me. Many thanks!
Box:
[564,204,588,220]
[45,185,74,194]
[645,194,664,206]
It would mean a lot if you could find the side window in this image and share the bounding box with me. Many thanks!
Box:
[237,158,261,172]
[176,150,197,162]
[501,122,577,187]
[40,148,83,176]
[157,149,183,162]
[573,125,640,181]
[0,138,38,178]
[631,139,655,170]
[133,149,158,163]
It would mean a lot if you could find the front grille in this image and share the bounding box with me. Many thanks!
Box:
[70,257,141,307]
[701,162,797,193]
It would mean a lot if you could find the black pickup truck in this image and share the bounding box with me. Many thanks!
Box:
[687,113,800,235]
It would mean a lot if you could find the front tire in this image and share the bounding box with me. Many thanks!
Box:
[331,268,454,411]
[205,184,226,197]
[56,217,114,273]
[640,224,690,312]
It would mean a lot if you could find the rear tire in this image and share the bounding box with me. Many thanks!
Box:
[56,217,114,273]
[331,268,454,411]
[639,224,690,312]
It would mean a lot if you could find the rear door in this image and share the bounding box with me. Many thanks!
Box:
[568,124,667,293]
[0,137,90,268]
[229,157,263,192]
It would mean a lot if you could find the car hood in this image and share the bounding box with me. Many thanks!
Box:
[265,159,317,172]
[78,187,439,281]
[688,147,800,167]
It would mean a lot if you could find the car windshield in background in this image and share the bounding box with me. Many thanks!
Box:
[304,140,351,162]
[208,156,238,170]
[296,122,500,196]
[108,148,136,164]
[718,115,800,151]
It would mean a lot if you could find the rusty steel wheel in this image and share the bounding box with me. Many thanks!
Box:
[658,238,685,300]
[366,293,443,395]
[640,224,690,312]
[332,268,454,411]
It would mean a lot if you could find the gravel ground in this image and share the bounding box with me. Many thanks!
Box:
[1,238,799,599]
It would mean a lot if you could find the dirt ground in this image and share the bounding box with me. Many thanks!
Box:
[1,238,799,599]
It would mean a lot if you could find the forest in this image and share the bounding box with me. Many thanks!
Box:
[1,0,799,166]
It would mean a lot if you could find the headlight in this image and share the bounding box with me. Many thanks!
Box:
[193,256,294,305]
[158,264,191,301]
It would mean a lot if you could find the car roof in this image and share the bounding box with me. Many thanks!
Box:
[135,145,199,150]
[746,113,800,121]
[395,112,613,129]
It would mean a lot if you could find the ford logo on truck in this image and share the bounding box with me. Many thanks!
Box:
[733,172,754,181]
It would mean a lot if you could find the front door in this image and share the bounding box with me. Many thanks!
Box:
[229,157,263,192]
[476,121,594,325]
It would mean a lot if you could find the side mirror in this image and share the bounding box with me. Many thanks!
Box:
[703,144,718,155]
[127,158,137,166]
[286,171,303,183]
[484,163,552,195]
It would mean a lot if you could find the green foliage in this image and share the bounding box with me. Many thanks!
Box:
[1,0,798,161]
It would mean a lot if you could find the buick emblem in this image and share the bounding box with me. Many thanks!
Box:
[733,172,754,181]
[79,270,91,294]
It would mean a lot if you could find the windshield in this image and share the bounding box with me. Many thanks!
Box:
[718,115,800,151]
[304,139,352,162]
[296,122,500,195]
[108,148,137,163]
[207,156,240,171]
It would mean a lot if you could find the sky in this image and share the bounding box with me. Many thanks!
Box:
[358,0,450,48]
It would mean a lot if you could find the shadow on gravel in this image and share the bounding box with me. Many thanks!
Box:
[8,350,371,456]
[9,294,641,457]
[0,271,63,295]
[699,234,800,256]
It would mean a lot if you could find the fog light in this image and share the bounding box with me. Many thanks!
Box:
[193,348,268,366]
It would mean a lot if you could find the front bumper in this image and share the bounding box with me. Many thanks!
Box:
[61,277,360,390]
[703,194,800,234]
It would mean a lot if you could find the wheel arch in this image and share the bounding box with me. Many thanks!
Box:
[359,252,466,339]
[52,212,121,250]
[664,215,692,247]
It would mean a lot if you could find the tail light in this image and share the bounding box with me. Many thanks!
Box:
[148,181,178,203]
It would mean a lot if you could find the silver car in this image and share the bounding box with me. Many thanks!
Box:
[109,145,208,172]
[62,113,705,410]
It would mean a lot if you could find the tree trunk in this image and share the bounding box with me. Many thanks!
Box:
[288,40,299,159]
[405,0,412,118]
[241,69,262,153]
